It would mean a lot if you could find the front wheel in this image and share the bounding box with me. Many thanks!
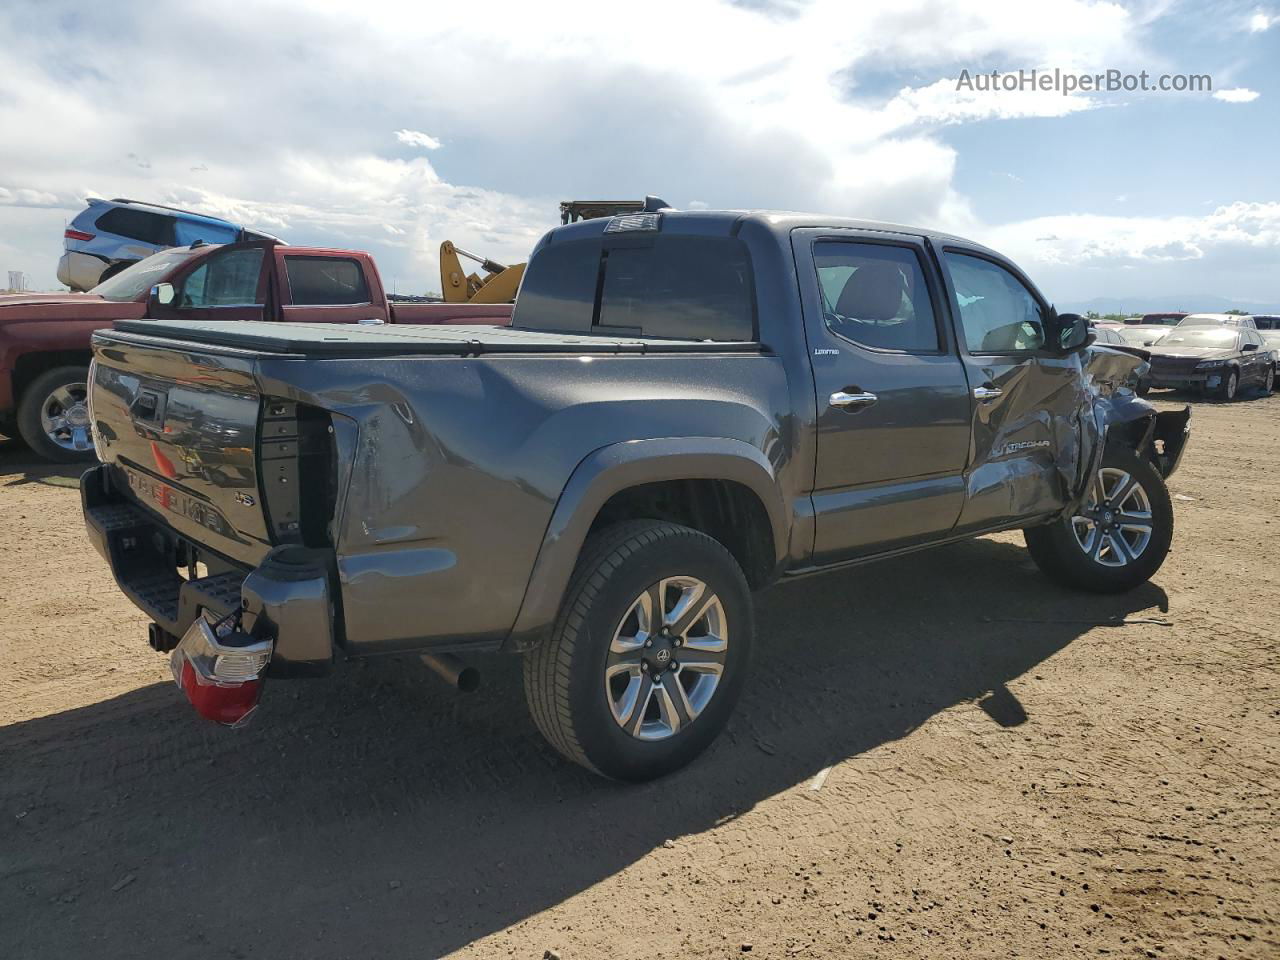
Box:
[1217,369,1238,402]
[1024,446,1173,593]
[523,520,753,781]
[16,365,95,463]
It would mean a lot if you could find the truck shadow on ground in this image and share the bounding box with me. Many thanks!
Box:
[0,536,1168,960]
[0,435,86,488]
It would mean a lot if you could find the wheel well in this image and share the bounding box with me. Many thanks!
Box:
[13,350,92,406]
[589,479,777,588]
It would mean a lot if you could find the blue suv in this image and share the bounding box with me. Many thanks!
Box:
[58,198,278,291]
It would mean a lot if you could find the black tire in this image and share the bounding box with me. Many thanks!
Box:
[1024,446,1173,594]
[1217,369,1238,402]
[1260,366,1275,397]
[1135,380,1151,397]
[523,520,753,781]
[16,365,95,463]
[96,260,133,285]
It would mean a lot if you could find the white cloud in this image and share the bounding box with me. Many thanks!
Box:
[983,202,1280,301]
[880,77,1095,129]
[1248,11,1276,31]
[1213,87,1261,103]
[0,0,1265,303]
[395,129,442,150]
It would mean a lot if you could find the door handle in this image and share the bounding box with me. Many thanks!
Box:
[973,385,1003,402]
[830,390,878,409]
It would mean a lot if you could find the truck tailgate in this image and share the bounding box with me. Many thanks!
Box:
[90,333,274,564]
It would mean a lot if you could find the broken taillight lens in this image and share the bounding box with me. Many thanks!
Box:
[170,616,272,727]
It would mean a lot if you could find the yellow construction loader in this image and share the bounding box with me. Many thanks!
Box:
[438,241,526,304]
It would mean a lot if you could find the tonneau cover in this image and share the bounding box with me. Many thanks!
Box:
[109,319,761,357]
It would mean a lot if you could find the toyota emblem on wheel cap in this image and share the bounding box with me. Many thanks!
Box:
[655,648,671,664]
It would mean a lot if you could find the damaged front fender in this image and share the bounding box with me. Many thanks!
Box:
[1061,346,1191,519]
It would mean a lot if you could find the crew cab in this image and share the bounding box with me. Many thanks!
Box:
[1,240,511,462]
[82,209,1191,781]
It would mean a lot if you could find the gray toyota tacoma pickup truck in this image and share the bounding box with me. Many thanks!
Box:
[82,208,1191,780]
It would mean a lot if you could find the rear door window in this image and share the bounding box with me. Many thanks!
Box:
[597,236,755,341]
[813,241,940,351]
[96,207,176,246]
[284,256,370,305]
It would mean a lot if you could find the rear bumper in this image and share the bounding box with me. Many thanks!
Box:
[82,464,334,677]
[58,250,110,292]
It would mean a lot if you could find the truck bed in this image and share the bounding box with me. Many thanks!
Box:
[109,319,763,357]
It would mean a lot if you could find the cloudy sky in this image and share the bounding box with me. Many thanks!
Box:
[0,0,1276,306]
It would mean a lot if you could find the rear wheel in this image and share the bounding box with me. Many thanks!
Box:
[1025,446,1173,593]
[16,365,95,463]
[523,520,753,781]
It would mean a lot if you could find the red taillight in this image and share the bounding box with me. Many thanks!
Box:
[170,617,272,727]
[178,659,263,725]
[65,228,95,242]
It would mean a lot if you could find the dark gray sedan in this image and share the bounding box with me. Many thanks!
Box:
[1143,326,1276,400]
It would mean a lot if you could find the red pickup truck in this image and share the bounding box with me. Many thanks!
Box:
[0,240,512,462]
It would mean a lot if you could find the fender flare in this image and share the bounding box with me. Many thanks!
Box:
[505,437,788,649]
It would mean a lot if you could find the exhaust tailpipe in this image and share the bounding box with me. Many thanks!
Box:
[420,653,480,693]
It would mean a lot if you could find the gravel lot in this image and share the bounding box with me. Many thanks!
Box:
[1,394,1276,960]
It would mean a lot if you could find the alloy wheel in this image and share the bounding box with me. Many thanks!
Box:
[605,576,728,741]
[39,381,92,453]
[1070,466,1154,568]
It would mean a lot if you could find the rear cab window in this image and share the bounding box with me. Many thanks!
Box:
[284,256,371,305]
[512,228,756,341]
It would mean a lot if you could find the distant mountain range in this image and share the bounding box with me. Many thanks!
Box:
[1057,295,1280,316]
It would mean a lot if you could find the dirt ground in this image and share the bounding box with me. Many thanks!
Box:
[1,393,1276,960]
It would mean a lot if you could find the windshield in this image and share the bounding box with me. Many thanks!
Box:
[88,248,201,302]
[1160,329,1238,348]
[1118,327,1163,345]
[1177,316,1235,327]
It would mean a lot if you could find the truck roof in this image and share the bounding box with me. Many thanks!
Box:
[543,208,999,256]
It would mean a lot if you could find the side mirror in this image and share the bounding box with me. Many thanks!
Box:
[1242,342,1258,352]
[150,282,175,307]
[1053,311,1092,352]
